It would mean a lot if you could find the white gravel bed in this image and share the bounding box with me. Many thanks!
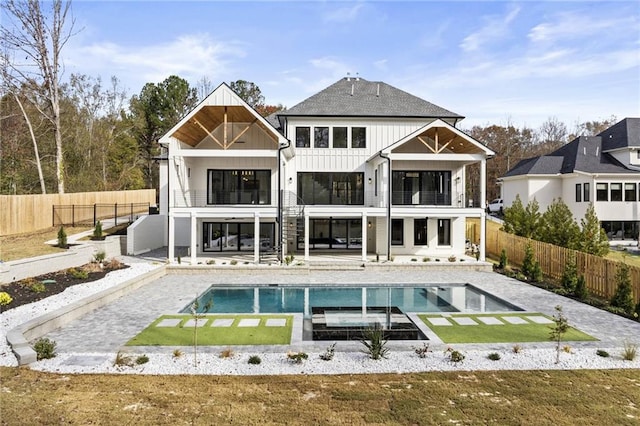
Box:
[2,261,639,375]
[0,262,162,367]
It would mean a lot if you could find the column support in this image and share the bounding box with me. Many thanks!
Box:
[304,212,310,261]
[168,214,175,263]
[190,213,197,264]
[361,212,367,262]
[254,213,260,264]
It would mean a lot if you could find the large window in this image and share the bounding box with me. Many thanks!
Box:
[438,219,451,246]
[298,172,364,205]
[314,127,329,148]
[296,127,310,147]
[610,183,623,201]
[333,127,347,148]
[207,170,271,204]
[203,222,274,252]
[414,218,428,245]
[391,219,404,245]
[624,183,637,201]
[596,183,608,201]
[584,183,590,202]
[392,171,451,205]
[299,218,362,250]
[575,184,582,202]
[351,127,366,148]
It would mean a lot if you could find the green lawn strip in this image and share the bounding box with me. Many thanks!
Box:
[126,315,293,346]
[418,313,598,344]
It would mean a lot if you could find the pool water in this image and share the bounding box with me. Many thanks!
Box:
[182,284,523,316]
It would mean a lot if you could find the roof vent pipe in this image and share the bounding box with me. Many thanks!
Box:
[583,147,586,155]
[595,146,599,156]
[377,84,380,97]
[346,72,351,82]
[356,72,360,81]
[351,83,354,96]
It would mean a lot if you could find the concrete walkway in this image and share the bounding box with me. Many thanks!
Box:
[44,266,640,357]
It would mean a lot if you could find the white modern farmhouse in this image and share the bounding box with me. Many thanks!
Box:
[133,77,495,263]
[499,118,640,243]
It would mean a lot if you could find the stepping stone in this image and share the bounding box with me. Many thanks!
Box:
[452,317,478,326]
[426,317,452,326]
[526,315,553,324]
[211,318,234,327]
[477,316,503,325]
[63,355,110,366]
[238,318,260,327]
[156,318,181,327]
[502,316,528,325]
[265,318,287,327]
[183,319,208,327]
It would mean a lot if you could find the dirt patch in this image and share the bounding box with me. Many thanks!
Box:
[0,262,128,312]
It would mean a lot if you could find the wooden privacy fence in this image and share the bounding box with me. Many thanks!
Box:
[486,228,640,305]
[0,189,156,236]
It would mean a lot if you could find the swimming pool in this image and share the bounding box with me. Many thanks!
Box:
[182,284,523,317]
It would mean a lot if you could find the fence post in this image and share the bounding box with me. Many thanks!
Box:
[93,204,97,226]
[52,205,55,227]
[115,203,118,226]
[72,205,75,227]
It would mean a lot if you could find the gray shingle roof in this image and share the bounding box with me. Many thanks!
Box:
[278,77,463,119]
[598,117,640,150]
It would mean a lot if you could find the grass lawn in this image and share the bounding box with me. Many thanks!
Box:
[606,248,640,268]
[419,313,597,344]
[126,315,293,346]
[1,367,638,424]
[0,226,92,261]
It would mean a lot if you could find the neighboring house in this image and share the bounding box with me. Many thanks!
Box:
[138,77,495,263]
[499,118,640,242]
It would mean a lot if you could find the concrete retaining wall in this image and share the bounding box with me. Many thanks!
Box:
[7,266,167,365]
[127,215,167,255]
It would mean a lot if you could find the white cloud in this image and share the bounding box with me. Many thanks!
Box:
[529,12,638,43]
[460,5,520,52]
[323,2,365,23]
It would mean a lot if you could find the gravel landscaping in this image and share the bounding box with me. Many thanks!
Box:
[1,260,638,375]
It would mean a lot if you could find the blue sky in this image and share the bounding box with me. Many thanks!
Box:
[42,1,640,128]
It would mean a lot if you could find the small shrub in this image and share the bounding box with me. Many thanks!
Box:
[446,348,465,363]
[596,349,610,358]
[92,221,103,240]
[286,351,308,364]
[521,242,535,278]
[114,351,133,367]
[172,349,183,358]
[574,275,589,300]
[177,256,181,264]
[561,254,578,292]
[248,355,262,365]
[104,258,123,269]
[498,249,508,270]
[531,261,542,283]
[33,338,57,360]
[447,255,456,262]
[413,343,431,359]
[435,258,440,262]
[230,260,238,266]
[29,281,46,293]
[360,323,389,360]
[622,342,637,361]
[284,254,295,265]
[487,352,501,361]
[475,250,480,261]
[0,291,13,306]
[206,259,216,265]
[634,302,640,321]
[135,355,149,365]
[562,345,572,354]
[219,347,235,358]
[67,267,89,280]
[319,343,336,361]
[610,262,634,316]
[57,226,67,249]
[93,251,106,263]
[411,258,417,262]
[512,344,523,354]
[515,272,527,281]
[422,257,430,262]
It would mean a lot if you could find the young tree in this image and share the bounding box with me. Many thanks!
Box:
[549,305,569,364]
[1,0,76,193]
[578,203,609,257]
[503,195,540,238]
[560,253,578,293]
[610,261,634,315]
[535,198,580,248]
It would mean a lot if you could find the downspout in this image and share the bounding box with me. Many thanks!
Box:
[277,137,291,262]
[379,151,392,261]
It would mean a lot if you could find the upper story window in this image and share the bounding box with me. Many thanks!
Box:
[314,127,329,148]
[351,127,366,148]
[584,183,590,202]
[392,170,451,205]
[575,184,582,202]
[296,127,310,148]
[610,183,623,201]
[624,183,637,201]
[596,183,608,201]
[333,127,347,148]
[207,169,271,205]
[297,172,364,205]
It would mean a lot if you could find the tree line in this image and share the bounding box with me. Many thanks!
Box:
[0,0,616,197]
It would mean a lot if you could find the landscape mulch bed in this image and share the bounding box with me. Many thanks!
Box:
[0,263,129,313]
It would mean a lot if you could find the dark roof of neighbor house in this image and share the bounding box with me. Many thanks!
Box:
[598,117,640,150]
[503,118,640,177]
[278,77,463,119]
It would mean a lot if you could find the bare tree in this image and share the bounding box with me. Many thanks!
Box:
[196,76,214,102]
[1,0,76,193]
[537,116,568,152]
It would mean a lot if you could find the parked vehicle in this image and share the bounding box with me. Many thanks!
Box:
[487,198,504,214]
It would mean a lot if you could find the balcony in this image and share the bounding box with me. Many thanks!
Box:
[391,190,452,206]
[173,190,275,208]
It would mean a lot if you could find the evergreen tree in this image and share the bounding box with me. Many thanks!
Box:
[560,253,578,292]
[578,204,609,256]
[536,198,580,248]
[574,275,589,300]
[521,242,536,279]
[503,195,540,238]
[610,262,634,315]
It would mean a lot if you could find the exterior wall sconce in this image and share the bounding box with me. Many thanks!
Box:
[368,177,372,184]
[368,221,372,228]
[288,177,293,184]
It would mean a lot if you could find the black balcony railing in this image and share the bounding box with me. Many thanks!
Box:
[173,190,275,207]
[391,190,452,206]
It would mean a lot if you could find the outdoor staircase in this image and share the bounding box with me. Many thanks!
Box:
[280,190,305,260]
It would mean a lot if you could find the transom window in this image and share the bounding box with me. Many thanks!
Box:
[295,125,366,148]
[596,183,608,201]
[625,183,637,201]
[610,183,623,201]
[207,169,271,205]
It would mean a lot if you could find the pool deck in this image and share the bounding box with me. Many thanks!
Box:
[43,260,640,359]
